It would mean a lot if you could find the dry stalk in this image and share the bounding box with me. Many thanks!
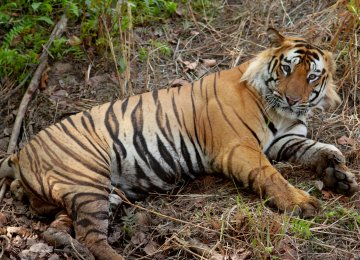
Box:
[102,15,124,98]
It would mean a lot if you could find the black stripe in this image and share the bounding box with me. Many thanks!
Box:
[293,40,307,43]
[36,135,107,183]
[105,101,127,158]
[152,88,158,104]
[213,74,242,138]
[286,119,306,131]
[134,160,159,191]
[307,51,319,61]
[66,192,108,219]
[81,111,108,149]
[265,134,306,154]
[87,211,109,219]
[157,135,177,172]
[309,76,326,103]
[232,109,261,145]
[187,134,205,174]
[226,144,241,178]
[112,143,122,177]
[21,146,43,197]
[179,134,195,175]
[171,93,182,127]
[282,139,308,161]
[164,114,174,142]
[270,59,278,74]
[205,87,214,153]
[121,97,129,118]
[261,112,277,135]
[297,141,317,159]
[42,129,109,179]
[77,218,92,228]
[268,56,275,73]
[190,86,204,154]
[131,97,173,183]
[276,139,304,162]
[199,77,204,95]
[60,118,109,170]
[294,49,306,55]
[82,111,95,131]
[18,167,46,202]
[84,229,107,240]
[155,100,175,150]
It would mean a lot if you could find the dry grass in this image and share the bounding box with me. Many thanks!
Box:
[0,0,359,259]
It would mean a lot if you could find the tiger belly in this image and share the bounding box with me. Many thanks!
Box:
[109,130,209,200]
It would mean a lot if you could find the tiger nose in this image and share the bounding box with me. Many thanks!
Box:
[285,95,300,106]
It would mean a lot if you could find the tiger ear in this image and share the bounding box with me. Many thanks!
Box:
[267,28,285,47]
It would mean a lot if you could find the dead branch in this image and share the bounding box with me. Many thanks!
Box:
[0,178,6,203]
[2,13,68,202]
[7,14,68,154]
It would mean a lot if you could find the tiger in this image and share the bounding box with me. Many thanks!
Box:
[0,28,358,260]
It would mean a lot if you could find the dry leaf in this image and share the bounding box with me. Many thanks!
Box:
[7,226,37,239]
[231,249,252,260]
[202,59,216,67]
[67,35,82,46]
[321,190,333,200]
[144,240,158,255]
[131,231,147,245]
[337,136,357,146]
[183,61,198,71]
[20,242,53,259]
[51,89,68,98]
[0,212,8,226]
[314,180,324,191]
[136,212,151,226]
[281,243,298,260]
[154,28,163,37]
[191,31,200,36]
[40,67,50,91]
[175,7,183,16]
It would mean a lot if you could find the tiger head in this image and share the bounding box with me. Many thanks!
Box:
[242,28,341,119]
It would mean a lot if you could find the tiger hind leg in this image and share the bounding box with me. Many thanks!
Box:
[64,190,124,260]
[42,211,95,260]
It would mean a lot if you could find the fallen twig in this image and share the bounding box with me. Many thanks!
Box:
[7,13,68,154]
[0,235,10,258]
[2,12,68,200]
[0,178,6,203]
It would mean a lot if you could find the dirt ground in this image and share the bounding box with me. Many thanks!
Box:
[0,0,360,259]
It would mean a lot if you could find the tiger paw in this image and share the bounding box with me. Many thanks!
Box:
[318,152,359,196]
[43,227,95,260]
[270,187,320,218]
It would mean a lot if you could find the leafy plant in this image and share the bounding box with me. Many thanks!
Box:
[0,0,81,83]
[291,218,312,239]
[0,0,178,86]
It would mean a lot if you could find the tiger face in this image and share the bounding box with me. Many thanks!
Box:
[243,28,340,119]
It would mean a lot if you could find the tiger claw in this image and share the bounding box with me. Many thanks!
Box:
[270,187,321,218]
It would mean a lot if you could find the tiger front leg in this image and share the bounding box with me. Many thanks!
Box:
[266,136,359,195]
[218,145,320,217]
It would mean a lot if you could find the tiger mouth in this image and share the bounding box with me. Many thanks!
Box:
[265,94,309,116]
